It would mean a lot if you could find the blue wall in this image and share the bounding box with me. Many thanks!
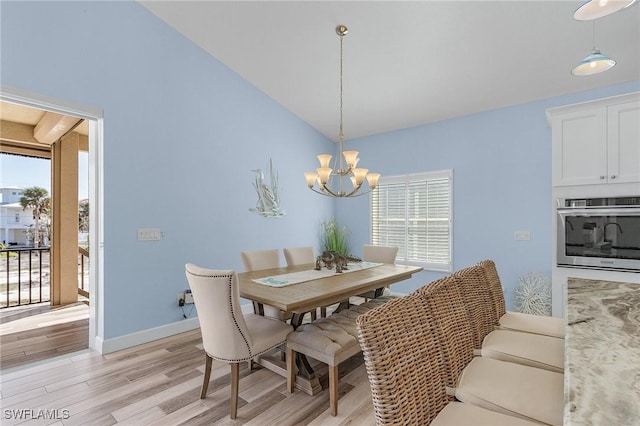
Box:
[1,1,334,339]
[336,81,640,309]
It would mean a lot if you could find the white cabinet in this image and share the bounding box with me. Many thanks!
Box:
[548,93,640,187]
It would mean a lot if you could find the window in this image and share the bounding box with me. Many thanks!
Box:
[370,170,452,272]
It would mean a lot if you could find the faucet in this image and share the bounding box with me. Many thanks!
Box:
[603,223,623,243]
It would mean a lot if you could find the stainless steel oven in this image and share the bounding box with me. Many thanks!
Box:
[557,196,640,272]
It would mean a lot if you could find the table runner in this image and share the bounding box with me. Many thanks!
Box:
[252,261,383,287]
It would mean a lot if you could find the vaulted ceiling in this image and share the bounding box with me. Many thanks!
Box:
[140,1,640,141]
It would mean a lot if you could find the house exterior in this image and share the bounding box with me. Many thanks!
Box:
[0,186,36,246]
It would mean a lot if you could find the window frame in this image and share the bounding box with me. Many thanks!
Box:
[370,169,453,272]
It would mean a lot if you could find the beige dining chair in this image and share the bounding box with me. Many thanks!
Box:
[283,246,315,266]
[241,249,286,320]
[360,244,399,300]
[363,244,398,263]
[283,246,318,320]
[185,263,293,420]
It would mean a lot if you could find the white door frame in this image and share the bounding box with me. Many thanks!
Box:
[1,86,105,353]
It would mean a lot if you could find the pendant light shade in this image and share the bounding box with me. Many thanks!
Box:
[572,49,617,75]
[574,0,637,20]
[572,21,616,76]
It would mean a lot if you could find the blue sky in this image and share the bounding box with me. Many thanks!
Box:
[0,153,88,200]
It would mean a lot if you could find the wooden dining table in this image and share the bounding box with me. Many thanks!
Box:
[238,262,423,394]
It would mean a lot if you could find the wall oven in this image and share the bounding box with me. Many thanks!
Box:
[557,196,640,272]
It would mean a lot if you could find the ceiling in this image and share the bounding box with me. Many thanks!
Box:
[139,0,640,141]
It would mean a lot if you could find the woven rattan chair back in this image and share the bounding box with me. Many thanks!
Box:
[412,276,476,390]
[357,295,449,425]
[452,265,498,348]
[477,259,507,320]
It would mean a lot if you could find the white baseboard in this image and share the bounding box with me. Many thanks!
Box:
[95,303,255,354]
[97,317,200,354]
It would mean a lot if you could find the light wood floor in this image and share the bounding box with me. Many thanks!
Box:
[0,328,376,425]
[0,302,89,370]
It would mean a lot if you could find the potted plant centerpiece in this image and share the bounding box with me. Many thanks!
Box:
[317,218,360,273]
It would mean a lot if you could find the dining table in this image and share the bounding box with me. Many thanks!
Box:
[238,261,423,394]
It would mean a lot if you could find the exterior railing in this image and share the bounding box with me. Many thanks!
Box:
[1,246,90,308]
[78,246,89,298]
[0,247,50,308]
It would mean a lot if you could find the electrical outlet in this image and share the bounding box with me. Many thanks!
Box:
[177,290,194,306]
[514,231,531,241]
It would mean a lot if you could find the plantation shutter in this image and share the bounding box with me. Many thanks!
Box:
[371,170,452,272]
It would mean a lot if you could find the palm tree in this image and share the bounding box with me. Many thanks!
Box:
[78,199,89,233]
[20,186,50,248]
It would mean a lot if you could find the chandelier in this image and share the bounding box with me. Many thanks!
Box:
[304,25,380,198]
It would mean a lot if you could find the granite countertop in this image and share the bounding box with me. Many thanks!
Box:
[565,278,640,425]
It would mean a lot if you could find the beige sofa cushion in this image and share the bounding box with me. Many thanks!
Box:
[499,311,565,339]
[455,357,564,426]
[432,401,543,425]
[481,329,564,373]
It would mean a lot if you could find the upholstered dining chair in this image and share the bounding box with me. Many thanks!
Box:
[241,249,285,320]
[360,244,400,300]
[185,264,293,419]
[283,246,315,267]
[283,246,318,320]
[362,244,398,263]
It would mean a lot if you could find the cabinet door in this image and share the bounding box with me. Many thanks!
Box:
[608,100,640,184]
[552,108,608,186]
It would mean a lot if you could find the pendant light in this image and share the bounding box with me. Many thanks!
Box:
[572,21,616,76]
[574,0,637,20]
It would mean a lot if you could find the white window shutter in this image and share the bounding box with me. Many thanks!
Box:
[371,170,452,272]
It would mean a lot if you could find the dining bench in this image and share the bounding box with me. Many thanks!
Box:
[286,296,393,416]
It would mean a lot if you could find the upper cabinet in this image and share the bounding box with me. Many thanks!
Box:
[548,93,640,187]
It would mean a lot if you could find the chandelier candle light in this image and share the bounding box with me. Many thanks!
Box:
[304,25,380,198]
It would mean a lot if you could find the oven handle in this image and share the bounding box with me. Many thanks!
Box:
[557,207,640,216]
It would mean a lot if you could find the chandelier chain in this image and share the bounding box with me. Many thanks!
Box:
[303,24,380,198]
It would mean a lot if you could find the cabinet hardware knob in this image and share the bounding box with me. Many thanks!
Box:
[600,176,606,179]
[611,175,617,179]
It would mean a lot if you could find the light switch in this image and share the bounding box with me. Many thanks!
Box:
[514,231,530,241]
[137,228,162,241]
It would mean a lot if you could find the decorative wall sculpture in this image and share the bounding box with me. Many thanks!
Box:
[249,159,286,218]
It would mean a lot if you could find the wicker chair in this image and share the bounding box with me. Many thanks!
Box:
[478,260,565,339]
[185,264,293,419]
[413,276,564,425]
[458,264,564,372]
[356,294,541,426]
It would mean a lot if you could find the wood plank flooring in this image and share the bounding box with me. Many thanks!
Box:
[0,329,376,425]
[0,302,89,370]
